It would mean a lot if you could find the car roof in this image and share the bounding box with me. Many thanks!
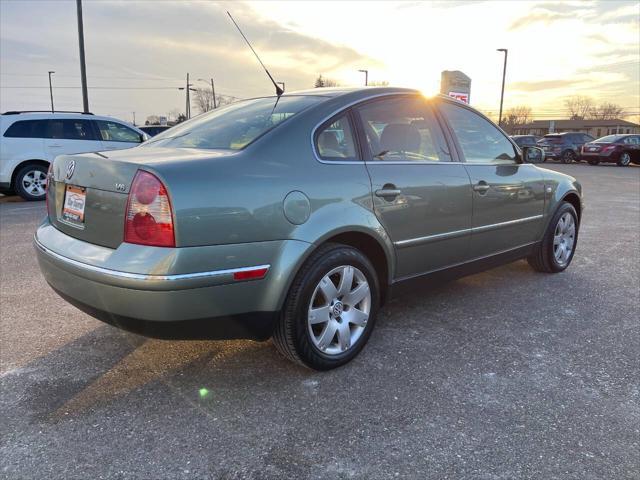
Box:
[0,112,143,131]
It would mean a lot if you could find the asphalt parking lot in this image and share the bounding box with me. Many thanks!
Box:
[1,164,638,479]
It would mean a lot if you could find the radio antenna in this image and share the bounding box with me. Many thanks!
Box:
[227,11,284,97]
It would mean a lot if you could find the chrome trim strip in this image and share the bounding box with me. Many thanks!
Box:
[471,214,543,233]
[393,214,544,248]
[34,237,270,282]
[395,227,470,248]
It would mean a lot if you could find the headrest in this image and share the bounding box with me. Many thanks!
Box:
[319,131,340,151]
[380,123,421,153]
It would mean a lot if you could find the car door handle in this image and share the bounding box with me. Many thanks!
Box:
[375,188,402,198]
[47,144,62,148]
[473,181,490,193]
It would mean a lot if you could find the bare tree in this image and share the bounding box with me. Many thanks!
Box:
[501,106,533,134]
[589,102,624,120]
[369,80,390,87]
[564,95,594,120]
[314,74,339,88]
[193,88,237,114]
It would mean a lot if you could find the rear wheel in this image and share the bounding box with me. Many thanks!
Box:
[528,202,578,273]
[617,152,631,167]
[273,243,379,370]
[14,163,48,201]
[561,150,577,164]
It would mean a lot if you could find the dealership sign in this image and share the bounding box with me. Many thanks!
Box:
[448,91,469,103]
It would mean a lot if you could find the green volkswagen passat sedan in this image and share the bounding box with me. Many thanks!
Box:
[35,87,582,370]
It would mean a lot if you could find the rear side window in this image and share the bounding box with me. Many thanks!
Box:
[440,102,516,164]
[315,115,358,161]
[48,119,97,140]
[96,121,142,143]
[355,96,449,162]
[3,120,47,138]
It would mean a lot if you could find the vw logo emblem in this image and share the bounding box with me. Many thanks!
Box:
[65,160,76,180]
[332,301,344,318]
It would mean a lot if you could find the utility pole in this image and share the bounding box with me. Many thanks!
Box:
[76,0,89,113]
[179,74,195,118]
[132,112,136,126]
[210,78,217,109]
[497,48,508,127]
[48,71,55,113]
[358,69,368,86]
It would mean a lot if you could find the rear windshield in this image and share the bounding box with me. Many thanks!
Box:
[144,96,323,150]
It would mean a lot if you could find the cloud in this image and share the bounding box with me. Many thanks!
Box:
[508,8,574,30]
[510,79,587,92]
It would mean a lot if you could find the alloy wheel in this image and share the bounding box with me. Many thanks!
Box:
[553,212,576,266]
[619,152,631,166]
[21,169,47,198]
[307,265,371,355]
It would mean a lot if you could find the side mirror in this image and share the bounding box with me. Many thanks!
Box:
[523,146,544,164]
[140,133,149,143]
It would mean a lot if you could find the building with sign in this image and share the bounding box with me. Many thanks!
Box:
[513,119,640,138]
[440,71,471,104]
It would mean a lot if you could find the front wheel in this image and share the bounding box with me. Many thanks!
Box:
[273,244,379,370]
[528,202,578,273]
[14,163,48,201]
[617,152,631,167]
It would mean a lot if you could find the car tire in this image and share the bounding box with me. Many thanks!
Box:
[273,243,380,370]
[13,163,48,201]
[527,202,579,273]
[587,159,599,166]
[561,150,576,164]
[617,152,631,167]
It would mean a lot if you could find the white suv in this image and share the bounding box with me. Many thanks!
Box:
[0,111,148,200]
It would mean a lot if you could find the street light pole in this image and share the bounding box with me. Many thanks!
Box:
[76,0,90,113]
[48,71,55,113]
[497,48,508,127]
[358,69,368,86]
[210,78,217,109]
[179,74,196,119]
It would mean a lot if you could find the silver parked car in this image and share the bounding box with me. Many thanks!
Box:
[36,88,582,370]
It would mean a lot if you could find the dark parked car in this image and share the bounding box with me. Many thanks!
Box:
[537,132,594,163]
[580,134,640,166]
[511,135,540,148]
[140,125,171,137]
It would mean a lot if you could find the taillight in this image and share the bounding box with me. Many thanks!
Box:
[124,170,175,247]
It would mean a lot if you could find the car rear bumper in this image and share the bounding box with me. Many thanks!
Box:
[35,220,311,339]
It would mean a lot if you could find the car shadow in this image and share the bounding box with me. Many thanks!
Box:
[4,257,599,425]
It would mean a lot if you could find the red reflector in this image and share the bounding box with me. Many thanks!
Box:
[233,267,269,281]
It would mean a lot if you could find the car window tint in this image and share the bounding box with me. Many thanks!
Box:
[356,96,448,162]
[96,121,142,143]
[3,120,47,138]
[146,96,323,150]
[440,102,516,164]
[49,119,96,140]
[316,115,357,160]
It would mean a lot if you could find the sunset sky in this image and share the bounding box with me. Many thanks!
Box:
[1,0,638,124]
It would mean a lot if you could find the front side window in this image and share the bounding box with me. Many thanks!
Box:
[96,121,142,143]
[146,96,323,150]
[315,115,357,160]
[439,102,517,164]
[355,96,449,162]
[48,119,97,140]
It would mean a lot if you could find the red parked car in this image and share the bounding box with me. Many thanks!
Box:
[581,134,640,166]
